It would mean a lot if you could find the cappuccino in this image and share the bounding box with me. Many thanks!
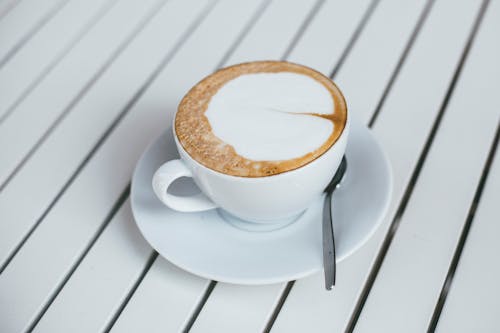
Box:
[175,61,347,177]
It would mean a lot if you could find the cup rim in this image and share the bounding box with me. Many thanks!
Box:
[172,60,349,180]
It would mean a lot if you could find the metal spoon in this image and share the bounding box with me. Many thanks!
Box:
[322,157,347,290]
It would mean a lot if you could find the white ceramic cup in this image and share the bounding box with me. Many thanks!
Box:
[152,115,349,224]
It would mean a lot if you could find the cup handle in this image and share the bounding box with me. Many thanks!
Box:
[152,159,217,212]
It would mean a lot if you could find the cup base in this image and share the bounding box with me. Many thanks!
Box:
[217,209,305,232]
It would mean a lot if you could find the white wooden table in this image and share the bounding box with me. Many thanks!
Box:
[0,0,499,331]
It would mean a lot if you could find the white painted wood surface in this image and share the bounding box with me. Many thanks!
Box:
[0,0,137,187]
[33,199,153,333]
[354,1,499,331]
[111,257,210,333]
[0,0,499,332]
[437,139,500,331]
[0,0,117,120]
[0,0,67,69]
[0,0,167,270]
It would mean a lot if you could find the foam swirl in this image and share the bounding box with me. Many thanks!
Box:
[175,61,347,177]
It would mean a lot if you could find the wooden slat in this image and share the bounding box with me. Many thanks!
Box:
[222,0,317,64]
[32,200,153,333]
[191,284,287,333]
[0,0,167,268]
[272,0,484,331]
[436,133,500,332]
[188,0,373,331]
[0,1,263,332]
[333,0,428,122]
[0,0,117,122]
[286,0,374,77]
[0,0,67,67]
[353,0,499,331]
[110,257,210,333]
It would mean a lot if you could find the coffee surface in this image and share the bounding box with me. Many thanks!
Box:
[175,61,347,177]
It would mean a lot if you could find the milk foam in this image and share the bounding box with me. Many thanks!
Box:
[205,72,335,161]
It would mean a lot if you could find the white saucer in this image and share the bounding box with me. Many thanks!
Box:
[131,119,392,285]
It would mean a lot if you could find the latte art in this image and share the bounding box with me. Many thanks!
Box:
[175,61,347,177]
[206,72,334,161]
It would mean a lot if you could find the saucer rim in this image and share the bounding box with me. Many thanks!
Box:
[130,118,392,284]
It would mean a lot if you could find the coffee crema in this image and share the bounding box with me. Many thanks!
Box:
[175,61,347,177]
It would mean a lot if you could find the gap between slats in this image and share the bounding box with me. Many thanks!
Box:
[25,185,130,331]
[281,0,326,60]
[102,250,159,333]
[0,0,120,125]
[181,281,218,333]
[345,0,491,331]
[328,0,380,79]
[0,0,70,70]
[214,0,272,82]
[367,0,434,127]
[427,119,500,332]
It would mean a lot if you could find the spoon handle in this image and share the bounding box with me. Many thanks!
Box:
[322,190,336,290]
